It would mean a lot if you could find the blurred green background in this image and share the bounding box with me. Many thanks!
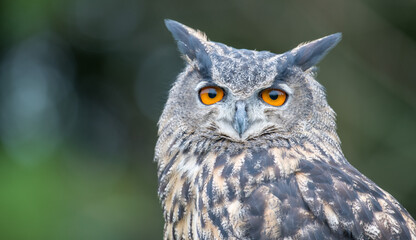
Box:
[0,0,415,239]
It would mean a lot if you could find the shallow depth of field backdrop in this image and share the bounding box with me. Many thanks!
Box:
[0,0,415,239]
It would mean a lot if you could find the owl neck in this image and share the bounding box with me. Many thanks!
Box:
[155,122,344,199]
[155,109,343,173]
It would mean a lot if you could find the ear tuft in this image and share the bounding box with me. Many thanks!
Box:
[289,33,342,70]
[164,19,212,75]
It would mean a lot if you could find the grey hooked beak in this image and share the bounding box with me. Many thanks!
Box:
[233,101,248,136]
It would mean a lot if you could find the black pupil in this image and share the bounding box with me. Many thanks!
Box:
[208,88,217,98]
[269,90,279,100]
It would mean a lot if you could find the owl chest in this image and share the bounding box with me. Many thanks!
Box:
[163,147,302,239]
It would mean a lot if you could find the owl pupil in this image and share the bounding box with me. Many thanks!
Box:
[269,90,279,100]
[208,89,217,98]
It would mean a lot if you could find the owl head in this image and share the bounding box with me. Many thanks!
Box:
[160,19,341,145]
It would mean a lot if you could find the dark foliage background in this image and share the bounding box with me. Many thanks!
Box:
[0,0,415,239]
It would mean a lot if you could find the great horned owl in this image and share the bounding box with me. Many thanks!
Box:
[155,19,416,240]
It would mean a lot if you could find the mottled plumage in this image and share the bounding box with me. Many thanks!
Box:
[155,19,416,240]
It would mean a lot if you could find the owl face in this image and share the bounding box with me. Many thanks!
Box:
[162,20,341,143]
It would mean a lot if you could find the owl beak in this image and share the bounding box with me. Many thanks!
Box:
[233,101,248,137]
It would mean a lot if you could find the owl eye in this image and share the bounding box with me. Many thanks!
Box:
[199,86,224,105]
[261,88,287,106]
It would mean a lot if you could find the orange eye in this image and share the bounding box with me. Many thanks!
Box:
[199,86,224,105]
[261,88,287,106]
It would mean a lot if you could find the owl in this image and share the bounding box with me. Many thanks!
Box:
[155,19,416,240]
